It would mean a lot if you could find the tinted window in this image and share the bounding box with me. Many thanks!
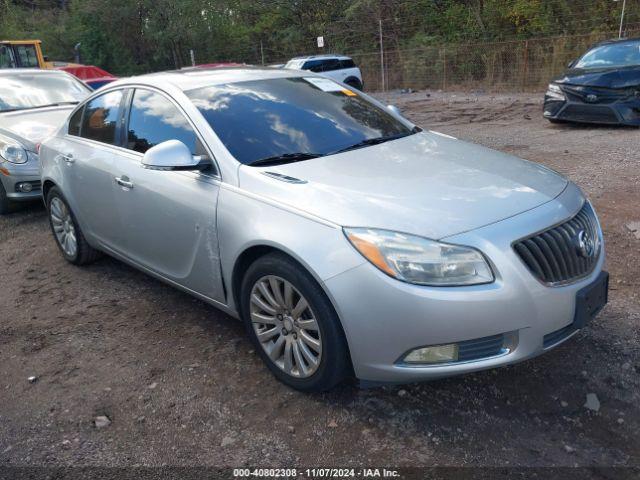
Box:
[68,106,83,136]
[575,40,640,69]
[127,89,198,155]
[0,72,90,113]
[80,90,123,145]
[322,59,341,71]
[301,60,324,72]
[187,77,411,165]
[339,59,356,69]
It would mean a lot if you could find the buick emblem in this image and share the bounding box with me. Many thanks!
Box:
[575,230,595,258]
[585,94,598,103]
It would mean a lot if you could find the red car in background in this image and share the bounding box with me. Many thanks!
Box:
[56,65,117,90]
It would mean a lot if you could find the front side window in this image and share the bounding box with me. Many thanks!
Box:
[0,72,90,113]
[80,90,123,145]
[575,40,640,69]
[321,59,340,71]
[187,77,412,165]
[126,89,198,155]
[0,45,16,69]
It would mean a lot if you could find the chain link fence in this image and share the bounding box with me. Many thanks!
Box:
[344,27,640,93]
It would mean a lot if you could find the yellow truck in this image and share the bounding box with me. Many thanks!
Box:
[0,40,52,69]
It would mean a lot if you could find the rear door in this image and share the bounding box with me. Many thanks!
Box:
[114,88,225,302]
[62,88,130,252]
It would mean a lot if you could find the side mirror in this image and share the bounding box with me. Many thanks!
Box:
[387,104,402,116]
[141,140,203,170]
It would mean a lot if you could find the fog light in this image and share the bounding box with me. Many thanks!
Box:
[404,344,459,364]
[17,182,33,193]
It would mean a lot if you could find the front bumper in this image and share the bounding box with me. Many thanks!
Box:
[324,183,606,384]
[0,151,42,201]
[543,88,640,125]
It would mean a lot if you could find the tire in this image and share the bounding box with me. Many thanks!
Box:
[0,183,11,215]
[240,252,351,392]
[344,77,363,91]
[46,186,101,265]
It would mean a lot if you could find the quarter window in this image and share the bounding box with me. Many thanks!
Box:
[126,89,198,155]
[68,107,83,136]
[80,90,123,145]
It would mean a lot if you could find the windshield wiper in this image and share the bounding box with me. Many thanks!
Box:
[0,102,79,114]
[331,130,417,155]
[249,152,323,167]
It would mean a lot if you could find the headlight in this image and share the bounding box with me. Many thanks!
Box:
[344,228,494,286]
[0,134,28,164]
[546,83,565,101]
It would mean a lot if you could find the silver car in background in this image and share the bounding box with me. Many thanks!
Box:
[40,67,608,391]
[0,69,91,213]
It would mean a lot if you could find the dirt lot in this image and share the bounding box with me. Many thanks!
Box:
[1,92,639,470]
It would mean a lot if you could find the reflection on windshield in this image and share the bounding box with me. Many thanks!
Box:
[0,73,90,112]
[575,40,640,69]
[187,77,410,165]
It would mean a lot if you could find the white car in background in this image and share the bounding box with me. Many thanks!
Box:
[285,55,363,90]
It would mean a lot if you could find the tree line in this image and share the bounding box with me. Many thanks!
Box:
[1,0,638,75]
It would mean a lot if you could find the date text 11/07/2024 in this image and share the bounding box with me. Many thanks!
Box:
[232,468,401,478]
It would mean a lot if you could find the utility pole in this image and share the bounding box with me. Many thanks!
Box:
[618,0,627,38]
[379,19,385,92]
[260,40,265,65]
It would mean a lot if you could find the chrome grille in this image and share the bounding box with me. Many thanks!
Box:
[513,202,600,285]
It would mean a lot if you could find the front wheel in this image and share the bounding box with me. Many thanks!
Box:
[240,253,351,392]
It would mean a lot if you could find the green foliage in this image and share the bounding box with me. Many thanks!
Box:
[1,0,638,75]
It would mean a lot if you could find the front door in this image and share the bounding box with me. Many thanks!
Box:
[114,88,225,302]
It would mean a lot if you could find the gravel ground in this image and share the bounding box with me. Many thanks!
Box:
[0,91,639,469]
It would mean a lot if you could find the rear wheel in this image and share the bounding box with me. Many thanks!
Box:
[344,77,363,91]
[240,253,351,392]
[46,186,101,265]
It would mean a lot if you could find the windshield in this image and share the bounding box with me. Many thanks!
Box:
[0,72,91,112]
[187,77,412,165]
[574,40,640,69]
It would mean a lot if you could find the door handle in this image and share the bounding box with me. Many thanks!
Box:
[115,176,134,189]
[62,153,75,164]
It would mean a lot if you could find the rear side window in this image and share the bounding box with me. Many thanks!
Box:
[80,90,123,145]
[126,89,198,155]
[339,59,356,69]
[68,107,83,136]
[15,45,39,68]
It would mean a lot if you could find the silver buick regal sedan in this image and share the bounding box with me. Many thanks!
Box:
[40,67,608,391]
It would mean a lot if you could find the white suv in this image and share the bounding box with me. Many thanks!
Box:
[284,55,363,90]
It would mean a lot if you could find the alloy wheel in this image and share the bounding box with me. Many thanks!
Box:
[50,197,78,258]
[250,275,322,378]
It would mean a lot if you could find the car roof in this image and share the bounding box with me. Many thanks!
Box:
[287,54,352,61]
[592,37,640,47]
[106,66,313,92]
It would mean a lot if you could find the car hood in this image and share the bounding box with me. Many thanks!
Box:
[554,65,640,89]
[0,106,74,152]
[238,132,568,239]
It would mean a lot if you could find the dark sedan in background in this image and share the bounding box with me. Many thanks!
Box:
[543,38,640,126]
